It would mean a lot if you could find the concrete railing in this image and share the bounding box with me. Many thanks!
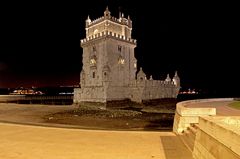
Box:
[173,98,234,134]
[193,116,240,159]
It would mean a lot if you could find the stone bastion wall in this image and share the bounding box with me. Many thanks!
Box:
[0,95,26,102]
[193,116,240,159]
[173,98,234,133]
[173,98,240,159]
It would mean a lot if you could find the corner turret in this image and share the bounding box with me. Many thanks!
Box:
[173,71,180,87]
[104,6,111,18]
[137,67,146,80]
[85,15,91,27]
[165,74,171,82]
[127,15,132,28]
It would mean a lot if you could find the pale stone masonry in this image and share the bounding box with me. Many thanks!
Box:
[74,7,180,104]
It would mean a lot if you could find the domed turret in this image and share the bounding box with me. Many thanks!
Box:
[173,71,180,87]
[104,6,111,18]
[85,15,91,27]
[137,67,146,80]
[165,74,171,82]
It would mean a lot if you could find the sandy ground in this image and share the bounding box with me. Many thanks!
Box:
[185,101,240,116]
[0,103,79,127]
[0,123,193,159]
[0,103,193,159]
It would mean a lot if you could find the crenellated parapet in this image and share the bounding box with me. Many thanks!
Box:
[85,7,133,39]
[135,68,180,88]
[81,31,136,45]
[146,80,175,87]
[87,15,131,28]
[133,79,176,87]
[87,16,104,27]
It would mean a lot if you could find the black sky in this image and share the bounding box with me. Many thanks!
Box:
[0,1,239,96]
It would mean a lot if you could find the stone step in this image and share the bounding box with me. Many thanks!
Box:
[188,125,198,134]
[179,133,195,152]
[183,129,195,143]
[179,125,199,153]
[191,123,200,129]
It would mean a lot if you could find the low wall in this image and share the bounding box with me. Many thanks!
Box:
[193,116,240,159]
[173,98,236,134]
[0,95,73,105]
[173,99,221,134]
[0,95,25,102]
[234,98,240,101]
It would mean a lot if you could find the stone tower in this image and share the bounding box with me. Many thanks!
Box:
[74,7,180,105]
[74,7,137,103]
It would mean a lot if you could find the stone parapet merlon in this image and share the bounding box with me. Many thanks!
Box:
[133,79,175,87]
[81,31,136,44]
[88,15,131,28]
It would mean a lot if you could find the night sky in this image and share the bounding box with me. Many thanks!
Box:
[0,1,239,96]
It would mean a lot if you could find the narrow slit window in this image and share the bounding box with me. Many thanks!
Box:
[118,45,122,52]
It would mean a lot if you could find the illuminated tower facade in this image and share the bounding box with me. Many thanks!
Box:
[74,7,180,105]
[74,7,137,103]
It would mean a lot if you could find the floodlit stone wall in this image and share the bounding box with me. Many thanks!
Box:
[0,95,25,102]
[173,98,240,158]
[74,87,106,103]
[129,80,179,103]
[173,99,216,134]
[193,116,240,159]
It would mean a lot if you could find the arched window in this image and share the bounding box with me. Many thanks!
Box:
[90,55,97,66]
[118,45,122,52]
[94,29,98,35]
[90,58,96,65]
[92,72,95,78]
[118,56,125,65]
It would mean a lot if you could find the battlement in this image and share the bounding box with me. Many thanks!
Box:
[88,15,131,28]
[81,31,136,44]
[132,79,176,87]
[85,7,133,39]
[88,16,104,26]
[148,80,175,87]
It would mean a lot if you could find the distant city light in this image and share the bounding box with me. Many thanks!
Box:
[10,88,44,95]
[59,92,74,95]
[179,88,198,95]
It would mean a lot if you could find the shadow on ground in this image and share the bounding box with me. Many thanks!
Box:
[160,136,193,159]
[143,118,174,131]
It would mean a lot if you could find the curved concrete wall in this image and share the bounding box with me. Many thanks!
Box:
[173,98,234,134]
[173,98,240,158]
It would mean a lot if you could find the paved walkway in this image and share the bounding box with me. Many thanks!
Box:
[1,99,238,158]
[0,123,193,159]
[185,101,240,116]
[0,103,193,159]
